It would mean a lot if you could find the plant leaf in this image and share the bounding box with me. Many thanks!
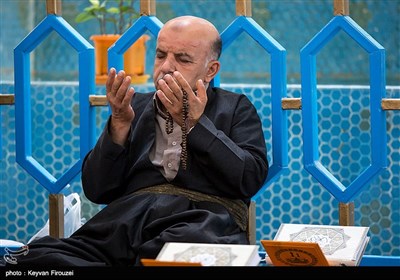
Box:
[107,7,120,14]
[75,13,96,23]
[89,0,100,7]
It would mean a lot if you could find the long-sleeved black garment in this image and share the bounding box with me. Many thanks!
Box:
[82,86,268,205]
[11,87,268,266]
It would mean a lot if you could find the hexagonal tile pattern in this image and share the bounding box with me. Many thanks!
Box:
[1,82,399,258]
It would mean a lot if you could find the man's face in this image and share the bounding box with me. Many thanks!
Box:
[153,25,211,91]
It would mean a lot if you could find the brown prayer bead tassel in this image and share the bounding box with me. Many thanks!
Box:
[180,90,189,170]
[165,89,189,170]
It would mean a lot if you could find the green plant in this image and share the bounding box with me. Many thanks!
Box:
[75,0,140,35]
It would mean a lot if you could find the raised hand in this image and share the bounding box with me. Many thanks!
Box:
[106,68,135,145]
[156,71,207,130]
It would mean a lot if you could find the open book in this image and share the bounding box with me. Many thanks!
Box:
[146,242,261,266]
[262,223,370,266]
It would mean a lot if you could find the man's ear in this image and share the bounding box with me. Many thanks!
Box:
[204,60,220,83]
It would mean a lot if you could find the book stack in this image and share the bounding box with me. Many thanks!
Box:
[262,223,370,266]
[142,242,261,266]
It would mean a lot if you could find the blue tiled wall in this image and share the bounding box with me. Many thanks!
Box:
[1,0,399,85]
[1,81,399,257]
[1,0,399,259]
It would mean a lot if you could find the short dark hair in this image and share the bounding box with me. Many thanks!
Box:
[212,36,222,60]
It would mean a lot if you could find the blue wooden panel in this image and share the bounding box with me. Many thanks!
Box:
[258,251,400,266]
[13,15,94,194]
[108,16,163,74]
[219,16,289,199]
[300,16,387,202]
[360,255,400,267]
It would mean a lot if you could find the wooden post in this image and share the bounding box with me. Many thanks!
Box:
[49,194,64,238]
[89,95,108,106]
[382,98,400,110]
[46,0,62,15]
[140,0,156,16]
[0,94,15,105]
[282,98,302,110]
[248,200,256,245]
[334,0,349,16]
[236,0,252,17]
[339,202,354,226]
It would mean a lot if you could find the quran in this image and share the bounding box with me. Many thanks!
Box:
[261,240,330,266]
[148,242,261,266]
[262,223,370,266]
[141,259,202,266]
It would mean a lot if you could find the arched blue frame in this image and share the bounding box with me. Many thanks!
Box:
[14,14,95,194]
[301,16,387,203]
[218,16,288,199]
[108,16,163,75]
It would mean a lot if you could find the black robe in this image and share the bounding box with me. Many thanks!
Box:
[12,87,268,266]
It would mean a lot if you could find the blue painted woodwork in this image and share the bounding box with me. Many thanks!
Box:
[14,14,94,193]
[300,16,387,202]
[218,16,289,198]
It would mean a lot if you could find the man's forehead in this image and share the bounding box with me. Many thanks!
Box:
[157,37,202,54]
